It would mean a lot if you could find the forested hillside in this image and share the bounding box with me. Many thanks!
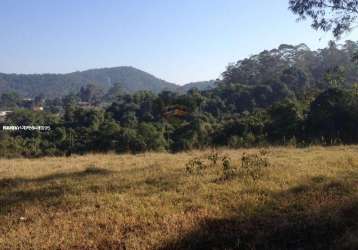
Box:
[0,41,358,157]
[2,41,358,100]
[177,80,216,93]
[0,66,178,98]
[222,41,358,89]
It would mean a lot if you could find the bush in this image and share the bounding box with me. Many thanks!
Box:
[241,150,270,181]
[221,155,236,180]
[185,157,206,175]
[185,152,236,181]
[207,150,220,166]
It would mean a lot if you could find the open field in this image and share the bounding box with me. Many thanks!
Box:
[1,146,358,249]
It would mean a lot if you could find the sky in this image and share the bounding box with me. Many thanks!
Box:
[0,0,358,85]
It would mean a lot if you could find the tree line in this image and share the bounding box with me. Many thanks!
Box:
[1,41,358,157]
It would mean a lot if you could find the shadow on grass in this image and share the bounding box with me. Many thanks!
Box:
[158,175,358,250]
[0,166,113,215]
[0,166,111,189]
[86,171,184,199]
[0,165,183,215]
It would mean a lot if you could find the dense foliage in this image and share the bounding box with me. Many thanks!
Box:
[1,42,358,157]
[0,67,181,98]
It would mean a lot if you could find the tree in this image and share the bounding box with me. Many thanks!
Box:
[95,120,121,152]
[0,92,20,108]
[104,82,124,102]
[305,88,358,143]
[63,94,79,123]
[44,98,62,113]
[137,123,167,151]
[116,128,146,153]
[289,0,358,38]
[267,100,304,143]
[79,84,104,104]
[280,66,308,93]
[324,66,346,88]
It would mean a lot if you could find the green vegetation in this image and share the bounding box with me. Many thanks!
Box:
[0,66,179,98]
[0,67,214,99]
[289,0,358,38]
[1,2,358,249]
[1,41,358,157]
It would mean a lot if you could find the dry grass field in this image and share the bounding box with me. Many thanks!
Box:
[1,146,358,249]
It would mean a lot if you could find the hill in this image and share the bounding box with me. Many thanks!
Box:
[0,66,218,98]
[178,80,216,93]
[3,41,358,100]
[0,66,178,98]
[221,41,358,90]
[0,147,357,249]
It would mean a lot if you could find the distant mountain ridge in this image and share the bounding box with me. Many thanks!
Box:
[178,80,216,93]
[0,66,214,98]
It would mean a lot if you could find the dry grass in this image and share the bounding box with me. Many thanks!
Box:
[1,146,358,249]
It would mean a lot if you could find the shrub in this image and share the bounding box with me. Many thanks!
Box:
[185,157,206,175]
[221,155,236,180]
[207,150,220,167]
[185,152,236,181]
[241,150,270,181]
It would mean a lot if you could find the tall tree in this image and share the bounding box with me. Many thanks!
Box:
[289,0,358,38]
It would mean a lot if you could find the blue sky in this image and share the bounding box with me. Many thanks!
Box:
[0,0,357,85]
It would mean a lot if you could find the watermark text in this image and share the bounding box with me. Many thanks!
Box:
[2,125,51,131]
